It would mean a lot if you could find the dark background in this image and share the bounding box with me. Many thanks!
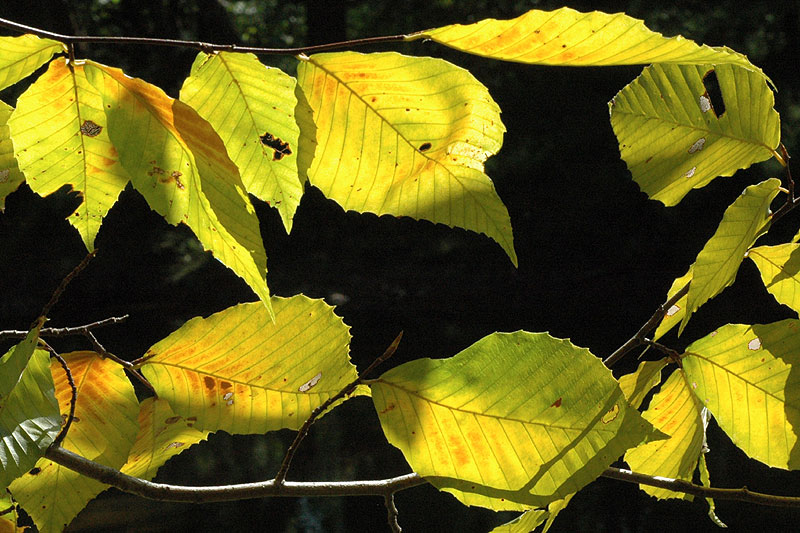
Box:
[1,1,800,531]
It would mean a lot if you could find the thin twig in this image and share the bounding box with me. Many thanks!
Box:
[642,338,682,364]
[84,331,157,396]
[385,493,402,533]
[41,341,76,447]
[0,17,411,56]
[0,316,130,340]
[273,332,404,485]
[39,250,96,319]
[0,505,13,516]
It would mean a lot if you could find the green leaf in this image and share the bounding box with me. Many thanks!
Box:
[0,34,65,92]
[748,243,800,316]
[683,320,800,469]
[180,52,303,232]
[412,8,761,70]
[653,267,692,340]
[83,61,272,313]
[490,509,547,533]
[624,369,705,500]
[698,453,727,528]
[681,178,781,333]
[139,296,364,434]
[371,331,661,510]
[296,51,516,265]
[0,100,24,211]
[9,352,139,533]
[0,319,60,491]
[618,358,668,409]
[0,491,21,532]
[8,58,130,250]
[120,397,210,481]
[610,64,780,205]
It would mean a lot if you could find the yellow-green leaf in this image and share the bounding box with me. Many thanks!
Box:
[8,58,130,250]
[0,492,21,532]
[0,34,65,92]
[681,178,781,333]
[653,267,692,340]
[371,331,661,510]
[180,52,303,232]
[748,243,800,316]
[83,61,271,312]
[296,51,516,265]
[139,296,363,434]
[9,352,139,533]
[610,64,780,205]
[698,452,727,527]
[683,320,800,469]
[0,318,60,491]
[0,100,24,211]
[120,397,210,481]
[412,8,759,69]
[624,369,705,500]
[619,358,668,409]
[490,509,547,533]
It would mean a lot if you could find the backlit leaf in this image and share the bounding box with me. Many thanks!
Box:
[698,452,727,527]
[180,52,303,232]
[8,58,129,250]
[624,369,705,500]
[619,358,668,409]
[748,243,800,316]
[9,352,139,533]
[0,34,65,92]
[412,8,759,70]
[681,179,781,332]
[83,61,271,312]
[139,296,364,434]
[0,492,21,532]
[610,64,779,205]
[371,331,661,510]
[653,267,692,340]
[683,320,800,468]
[296,51,516,265]
[0,319,60,491]
[0,100,24,211]
[120,397,210,481]
[490,509,547,533]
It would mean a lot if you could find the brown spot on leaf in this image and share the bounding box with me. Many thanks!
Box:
[418,142,432,152]
[165,442,185,450]
[80,120,102,137]
[379,403,396,414]
[164,416,181,425]
[220,381,232,390]
[601,404,620,424]
[260,132,292,161]
[29,467,41,475]
[551,397,562,408]
[171,171,185,190]
[203,376,215,390]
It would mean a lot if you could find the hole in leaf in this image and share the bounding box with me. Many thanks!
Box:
[29,467,41,475]
[418,142,432,152]
[260,132,292,161]
[701,69,726,117]
[298,371,322,392]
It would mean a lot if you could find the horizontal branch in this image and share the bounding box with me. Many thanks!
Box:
[0,316,129,340]
[0,17,410,55]
[45,446,800,508]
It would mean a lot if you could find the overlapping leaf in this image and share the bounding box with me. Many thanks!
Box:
[749,243,800,316]
[411,7,759,69]
[371,331,661,510]
[610,64,780,205]
[0,34,65,92]
[8,58,130,249]
[0,100,24,211]
[180,52,303,232]
[683,320,800,468]
[653,267,692,340]
[0,319,60,490]
[120,397,210,481]
[490,509,547,533]
[681,178,781,333]
[139,296,364,434]
[624,369,705,500]
[9,352,139,533]
[83,61,271,311]
[619,358,668,409]
[0,492,22,532]
[296,51,516,265]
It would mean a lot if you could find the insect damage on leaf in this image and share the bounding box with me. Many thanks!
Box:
[79,120,102,137]
[259,132,292,161]
[418,142,432,152]
[0,169,8,183]
[701,69,726,118]
[298,371,322,392]
[688,138,706,154]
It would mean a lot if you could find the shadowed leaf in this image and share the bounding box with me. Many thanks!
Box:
[0,100,24,211]
[749,243,800,316]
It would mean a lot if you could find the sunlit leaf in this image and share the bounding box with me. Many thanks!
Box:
[748,243,800,316]
[0,491,21,532]
[610,64,779,205]
[371,331,661,510]
[9,352,139,533]
[120,397,210,481]
[412,8,760,70]
[624,369,705,500]
[83,61,271,312]
[139,296,364,434]
[296,51,516,265]
[683,320,800,468]
[619,358,668,409]
[0,34,65,92]
[0,319,60,491]
[681,178,781,333]
[180,52,303,232]
[653,267,692,340]
[698,452,727,528]
[8,58,130,250]
[490,509,547,533]
[0,100,24,211]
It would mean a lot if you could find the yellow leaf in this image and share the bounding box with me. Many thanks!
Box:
[296,51,516,265]
[120,397,210,481]
[83,61,272,313]
[139,296,364,434]
[618,358,668,409]
[749,243,800,316]
[8,59,129,250]
[181,52,303,232]
[9,352,139,533]
[0,100,24,211]
[0,34,65,92]
[653,267,692,340]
